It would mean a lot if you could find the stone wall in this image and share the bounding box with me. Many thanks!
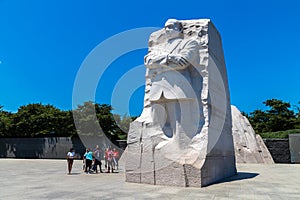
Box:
[0,137,126,159]
[0,137,85,159]
[263,139,290,163]
[0,137,291,163]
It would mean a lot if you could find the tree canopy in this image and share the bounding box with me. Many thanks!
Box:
[1,98,299,139]
[247,98,299,134]
[0,102,134,141]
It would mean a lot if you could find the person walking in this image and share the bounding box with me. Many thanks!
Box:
[67,148,75,175]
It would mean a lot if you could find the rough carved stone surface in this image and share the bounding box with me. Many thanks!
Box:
[125,19,237,187]
[231,105,274,164]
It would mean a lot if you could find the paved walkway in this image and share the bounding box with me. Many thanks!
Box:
[0,159,299,199]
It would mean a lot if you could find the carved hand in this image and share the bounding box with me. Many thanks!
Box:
[167,54,188,67]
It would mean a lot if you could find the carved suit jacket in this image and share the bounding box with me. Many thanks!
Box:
[144,38,199,101]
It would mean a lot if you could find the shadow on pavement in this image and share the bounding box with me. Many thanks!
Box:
[214,172,259,185]
[68,173,81,175]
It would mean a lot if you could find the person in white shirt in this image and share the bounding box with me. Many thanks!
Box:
[67,148,75,175]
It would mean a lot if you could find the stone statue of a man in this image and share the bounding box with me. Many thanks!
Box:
[126,19,236,187]
[144,19,200,140]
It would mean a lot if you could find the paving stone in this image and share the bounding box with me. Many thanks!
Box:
[0,159,299,199]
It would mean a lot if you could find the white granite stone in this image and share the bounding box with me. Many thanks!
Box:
[125,19,237,187]
[231,105,274,164]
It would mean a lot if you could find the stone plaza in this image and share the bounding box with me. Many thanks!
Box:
[1,18,298,200]
[0,159,299,199]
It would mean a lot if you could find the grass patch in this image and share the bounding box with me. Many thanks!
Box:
[260,129,300,139]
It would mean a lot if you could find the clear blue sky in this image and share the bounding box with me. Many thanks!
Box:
[1,0,300,116]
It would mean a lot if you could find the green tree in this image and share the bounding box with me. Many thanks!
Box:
[0,106,13,137]
[248,99,296,133]
[96,104,118,137]
[264,99,295,131]
[55,110,77,136]
[113,114,135,140]
[248,109,269,133]
[72,102,119,140]
[293,101,300,129]
[10,103,75,137]
[72,101,101,136]
[1,101,137,140]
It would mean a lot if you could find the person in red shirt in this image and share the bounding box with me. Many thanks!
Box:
[106,148,114,173]
[104,148,109,170]
[112,148,119,170]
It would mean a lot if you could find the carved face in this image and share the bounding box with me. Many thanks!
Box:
[164,20,182,39]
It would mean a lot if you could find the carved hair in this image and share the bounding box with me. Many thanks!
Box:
[164,19,183,33]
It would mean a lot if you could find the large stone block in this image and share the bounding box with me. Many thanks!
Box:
[125,19,237,187]
[231,105,274,164]
[289,134,300,163]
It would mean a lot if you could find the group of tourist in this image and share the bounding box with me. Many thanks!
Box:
[66,146,120,175]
